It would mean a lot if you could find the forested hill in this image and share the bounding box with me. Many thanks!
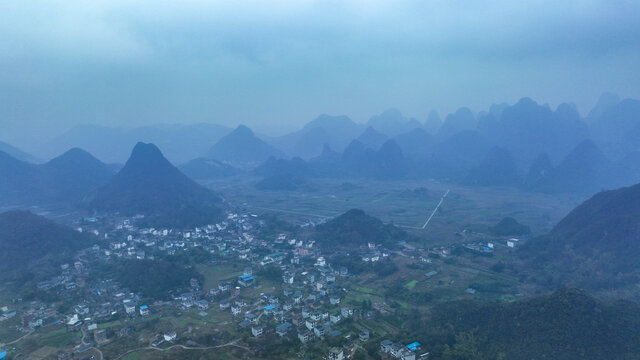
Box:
[425,288,640,360]
[0,211,94,272]
[520,182,640,292]
[314,209,407,248]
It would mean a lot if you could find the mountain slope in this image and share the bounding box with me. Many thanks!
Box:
[462,147,519,186]
[367,108,422,137]
[87,142,221,227]
[478,98,589,166]
[393,127,436,157]
[40,148,115,202]
[435,130,490,169]
[339,139,408,179]
[521,181,640,293]
[273,114,365,158]
[0,150,40,202]
[489,217,531,236]
[0,148,113,204]
[424,110,442,134]
[207,125,285,165]
[0,211,93,272]
[0,141,38,163]
[357,126,388,150]
[590,98,640,159]
[428,288,640,360]
[524,152,553,187]
[530,139,619,194]
[290,126,333,158]
[438,107,476,138]
[586,92,621,122]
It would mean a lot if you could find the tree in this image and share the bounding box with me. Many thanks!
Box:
[442,332,486,360]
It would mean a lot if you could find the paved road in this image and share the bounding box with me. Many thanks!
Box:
[421,189,450,229]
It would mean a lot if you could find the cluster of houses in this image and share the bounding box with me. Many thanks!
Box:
[3,209,432,359]
[210,257,358,346]
[0,306,17,322]
[361,242,390,262]
[380,340,429,360]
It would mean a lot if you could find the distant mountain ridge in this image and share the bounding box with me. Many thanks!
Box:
[0,141,39,163]
[478,98,589,166]
[438,107,476,138]
[0,148,114,204]
[207,125,285,166]
[590,98,640,159]
[367,108,422,137]
[271,114,365,158]
[37,123,232,164]
[528,139,621,194]
[8,93,640,198]
[357,126,388,150]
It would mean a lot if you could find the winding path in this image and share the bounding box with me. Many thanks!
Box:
[114,339,249,359]
[0,329,34,347]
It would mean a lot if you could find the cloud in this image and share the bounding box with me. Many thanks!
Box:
[0,0,639,142]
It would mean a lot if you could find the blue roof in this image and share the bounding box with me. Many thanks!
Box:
[406,342,421,351]
[0,350,6,360]
[239,274,254,281]
[140,305,148,310]
[264,305,275,310]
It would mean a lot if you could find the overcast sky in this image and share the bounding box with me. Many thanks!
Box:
[1,0,640,144]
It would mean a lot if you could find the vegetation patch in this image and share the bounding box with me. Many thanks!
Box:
[405,280,418,290]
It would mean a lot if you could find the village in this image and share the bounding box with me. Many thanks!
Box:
[0,208,526,360]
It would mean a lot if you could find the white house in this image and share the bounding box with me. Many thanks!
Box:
[164,331,177,342]
[251,326,263,337]
[329,347,344,360]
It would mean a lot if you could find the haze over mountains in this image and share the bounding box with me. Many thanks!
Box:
[36,123,232,164]
[0,140,39,163]
[207,125,285,166]
[2,98,640,358]
[3,93,640,199]
[0,147,114,204]
[0,140,223,227]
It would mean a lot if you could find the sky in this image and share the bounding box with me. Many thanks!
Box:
[1,0,640,144]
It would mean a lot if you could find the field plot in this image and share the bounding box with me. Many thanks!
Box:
[205,176,580,241]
